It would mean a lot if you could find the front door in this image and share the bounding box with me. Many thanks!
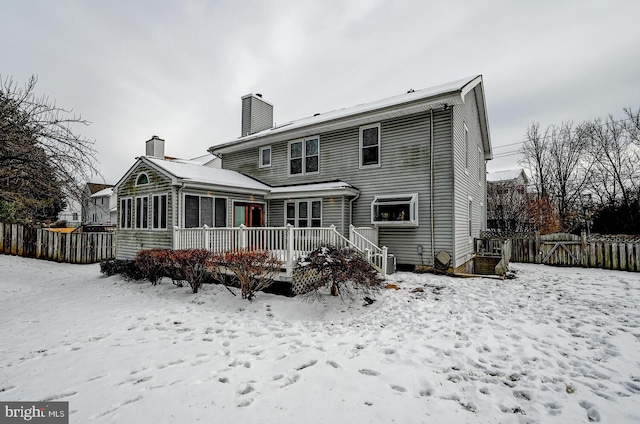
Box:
[234,203,265,227]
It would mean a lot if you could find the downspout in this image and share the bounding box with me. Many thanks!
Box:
[430,109,435,266]
[173,182,185,249]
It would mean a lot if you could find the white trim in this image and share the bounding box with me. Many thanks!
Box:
[135,195,149,229]
[151,193,168,230]
[285,199,322,227]
[464,122,470,171]
[359,123,381,169]
[259,145,272,168]
[183,193,229,228]
[135,172,150,186]
[288,136,320,177]
[467,195,473,239]
[119,197,133,229]
[371,193,418,226]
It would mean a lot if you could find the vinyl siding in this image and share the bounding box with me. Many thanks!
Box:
[452,86,487,267]
[223,111,444,266]
[116,163,174,259]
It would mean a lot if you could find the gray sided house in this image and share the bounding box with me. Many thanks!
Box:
[115,76,492,272]
[210,75,492,270]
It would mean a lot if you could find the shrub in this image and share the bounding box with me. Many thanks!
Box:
[217,249,282,300]
[99,259,145,281]
[294,245,384,300]
[135,249,172,285]
[170,249,217,293]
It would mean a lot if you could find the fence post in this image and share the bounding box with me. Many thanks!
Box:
[581,230,587,267]
[286,224,294,278]
[349,224,355,244]
[535,231,541,264]
[381,246,388,278]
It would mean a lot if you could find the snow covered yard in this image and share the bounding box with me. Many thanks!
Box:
[1,255,639,424]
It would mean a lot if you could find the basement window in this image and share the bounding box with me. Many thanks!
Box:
[371,194,418,226]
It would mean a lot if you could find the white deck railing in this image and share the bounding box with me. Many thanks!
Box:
[349,226,389,276]
[173,224,388,278]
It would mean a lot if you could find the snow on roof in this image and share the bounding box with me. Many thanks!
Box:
[213,75,481,151]
[487,169,526,182]
[269,181,355,194]
[171,153,218,166]
[91,187,114,197]
[145,157,269,192]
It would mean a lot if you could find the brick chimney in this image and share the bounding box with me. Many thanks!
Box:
[145,135,165,158]
[241,93,273,137]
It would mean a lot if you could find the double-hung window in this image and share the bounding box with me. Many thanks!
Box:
[152,194,167,229]
[286,200,321,227]
[135,196,148,229]
[371,194,418,226]
[120,198,132,229]
[185,195,227,228]
[259,146,271,168]
[360,123,380,168]
[289,137,319,175]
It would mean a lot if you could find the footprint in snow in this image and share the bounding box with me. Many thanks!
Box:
[326,360,340,369]
[359,369,380,376]
[579,400,601,422]
[295,359,317,371]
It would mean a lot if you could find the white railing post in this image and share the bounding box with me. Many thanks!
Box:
[173,226,180,250]
[239,224,246,250]
[329,224,336,246]
[203,225,210,250]
[286,224,294,278]
[349,224,355,244]
[381,246,388,277]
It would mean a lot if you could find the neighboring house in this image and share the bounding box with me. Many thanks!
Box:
[56,197,82,227]
[82,182,115,224]
[486,169,530,232]
[115,75,492,272]
[90,187,118,225]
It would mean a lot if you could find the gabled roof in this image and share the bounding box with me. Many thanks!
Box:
[114,157,360,199]
[91,187,114,198]
[86,182,113,194]
[114,156,270,195]
[210,75,491,158]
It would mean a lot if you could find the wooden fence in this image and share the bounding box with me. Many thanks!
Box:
[478,231,640,272]
[0,222,116,264]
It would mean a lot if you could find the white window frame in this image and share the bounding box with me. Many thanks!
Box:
[285,199,322,227]
[478,146,483,185]
[359,123,381,169]
[151,193,168,230]
[371,193,418,226]
[288,136,320,176]
[135,172,149,186]
[120,197,132,229]
[184,194,228,228]
[135,196,149,229]
[259,146,272,168]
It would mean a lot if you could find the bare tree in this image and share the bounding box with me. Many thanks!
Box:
[1,75,100,220]
[520,122,549,198]
[486,179,531,232]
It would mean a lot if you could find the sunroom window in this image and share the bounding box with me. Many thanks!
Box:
[371,194,418,226]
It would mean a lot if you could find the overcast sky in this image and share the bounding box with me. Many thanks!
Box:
[3,0,640,184]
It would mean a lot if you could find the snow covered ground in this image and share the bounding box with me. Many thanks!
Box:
[1,255,639,423]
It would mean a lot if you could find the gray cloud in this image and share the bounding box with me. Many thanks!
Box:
[2,0,639,183]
